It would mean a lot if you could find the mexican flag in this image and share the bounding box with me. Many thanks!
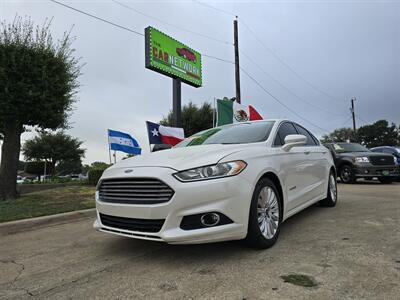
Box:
[216,99,263,126]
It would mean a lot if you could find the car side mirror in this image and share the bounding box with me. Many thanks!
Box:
[282,134,307,152]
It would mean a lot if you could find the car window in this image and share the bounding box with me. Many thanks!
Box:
[175,121,275,147]
[294,124,318,146]
[274,122,297,146]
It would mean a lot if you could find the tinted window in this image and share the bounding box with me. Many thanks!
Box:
[294,124,317,146]
[332,143,369,153]
[274,122,297,146]
[175,121,275,147]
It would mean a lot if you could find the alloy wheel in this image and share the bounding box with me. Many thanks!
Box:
[329,174,337,202]
[257,187,280,239]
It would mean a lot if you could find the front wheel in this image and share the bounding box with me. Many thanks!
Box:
[320,170,338,207]
[245,178,282,249]
[339,165,355,183]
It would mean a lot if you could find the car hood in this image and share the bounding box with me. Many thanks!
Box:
[110,143,251,171]
[337,152,394,158]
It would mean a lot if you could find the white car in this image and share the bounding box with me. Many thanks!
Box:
[94,120,337,248]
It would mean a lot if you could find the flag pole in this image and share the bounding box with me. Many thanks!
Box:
[113,150,116,164]
[212,97,216,128]
[146,121,152,153]
[107,130,112,164]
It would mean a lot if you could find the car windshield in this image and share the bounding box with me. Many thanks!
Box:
[175,121,275,147]
[332,143,370,153]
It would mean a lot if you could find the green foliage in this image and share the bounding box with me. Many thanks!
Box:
[357,120,399,148]
[0,16,81,131]
[22,131,85,176]
[24,161,46,176]
[0,16,81,199]
[55,159,83,175]
[88,163,110,186]
[321,127,355,143]
[160,101,214,137]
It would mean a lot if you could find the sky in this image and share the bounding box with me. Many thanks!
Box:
[1,0,399,164]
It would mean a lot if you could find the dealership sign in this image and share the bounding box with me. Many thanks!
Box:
[145,26,202,88]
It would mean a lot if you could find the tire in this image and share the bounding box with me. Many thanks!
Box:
[245,178,282,249]
[319,170,338,207]
[339,165,355,184]
[378,177,393,184]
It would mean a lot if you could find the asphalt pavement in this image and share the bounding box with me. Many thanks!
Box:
[1,182,399,299]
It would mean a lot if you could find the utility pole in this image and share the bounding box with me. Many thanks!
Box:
[234,17,241,104]
[350,97,357,138]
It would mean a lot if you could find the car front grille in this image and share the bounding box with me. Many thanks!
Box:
[98,178,174,205]
[100,213,165,233]
[369,156,394,166]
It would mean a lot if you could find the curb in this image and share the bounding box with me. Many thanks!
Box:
[0,208,96,236]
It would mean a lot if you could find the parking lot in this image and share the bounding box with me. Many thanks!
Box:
[1,182,399,299]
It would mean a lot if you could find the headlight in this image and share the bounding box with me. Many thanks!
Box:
[354,157,370,163]
[173,160,247,182]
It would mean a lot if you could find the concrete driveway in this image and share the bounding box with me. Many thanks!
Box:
[1,182,399,299]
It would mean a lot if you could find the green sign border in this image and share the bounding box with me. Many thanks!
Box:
[145,26,202,88]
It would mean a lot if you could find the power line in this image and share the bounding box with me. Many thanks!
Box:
[240,67,330,133]
[49,0,144,36]
[239,49,346,117]
[239,19,345,104]
[112,0,232,46]
[192,0,236,17]
[191,0,345,104]
[203,54,235,64]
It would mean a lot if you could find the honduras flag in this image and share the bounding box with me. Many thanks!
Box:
[108,129,141,155]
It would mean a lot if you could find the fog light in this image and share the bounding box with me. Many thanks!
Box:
[200,213,220,227]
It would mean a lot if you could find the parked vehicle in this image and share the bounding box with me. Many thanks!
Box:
[94,120,337,249]
[370,146,400,181]
[16,176,24,184]
[324,142,397,184]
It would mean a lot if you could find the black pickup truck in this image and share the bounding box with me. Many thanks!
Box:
[324,142,397,184]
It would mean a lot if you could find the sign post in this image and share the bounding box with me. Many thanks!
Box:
[145,26,202,127]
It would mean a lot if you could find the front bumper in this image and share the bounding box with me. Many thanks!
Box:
[353,164,398,178]
[94,166,253,244]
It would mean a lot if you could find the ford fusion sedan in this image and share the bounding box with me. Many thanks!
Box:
[94,120,337,249]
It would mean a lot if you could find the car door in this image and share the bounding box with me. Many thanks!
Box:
[293,124,328,201]
[273,122,311,211]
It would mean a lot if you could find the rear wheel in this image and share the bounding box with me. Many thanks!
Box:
[339,165,355,184]
[245,178,281,249]
[378,177,393,184]
[320,170,338,207]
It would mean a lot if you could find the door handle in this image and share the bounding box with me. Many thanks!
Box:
[322,151,327,154]
[304,151,310,155]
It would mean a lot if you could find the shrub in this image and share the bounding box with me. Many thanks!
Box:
[88,165,109,186]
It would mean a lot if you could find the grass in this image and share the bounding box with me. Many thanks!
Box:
[0,185,96,223]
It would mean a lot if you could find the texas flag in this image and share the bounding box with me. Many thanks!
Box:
[146,121,185,146]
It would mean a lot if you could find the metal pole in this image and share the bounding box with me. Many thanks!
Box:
[107,130,112,164]
[113,150,116,164]
[234,17,241,104]
[212,97,216,127]
[43,160,46,182]
[351,97,356,138]
[172,78,182,127]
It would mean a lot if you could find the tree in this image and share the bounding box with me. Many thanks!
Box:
[160,101,214,137]
[55,159,83,175]
[22,132,85,177]
[24,161,45,180]
[321,127,354,144]
[357,120,399,148]
[0,17,80,199]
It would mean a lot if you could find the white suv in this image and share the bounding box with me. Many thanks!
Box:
[94,120,337,248]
